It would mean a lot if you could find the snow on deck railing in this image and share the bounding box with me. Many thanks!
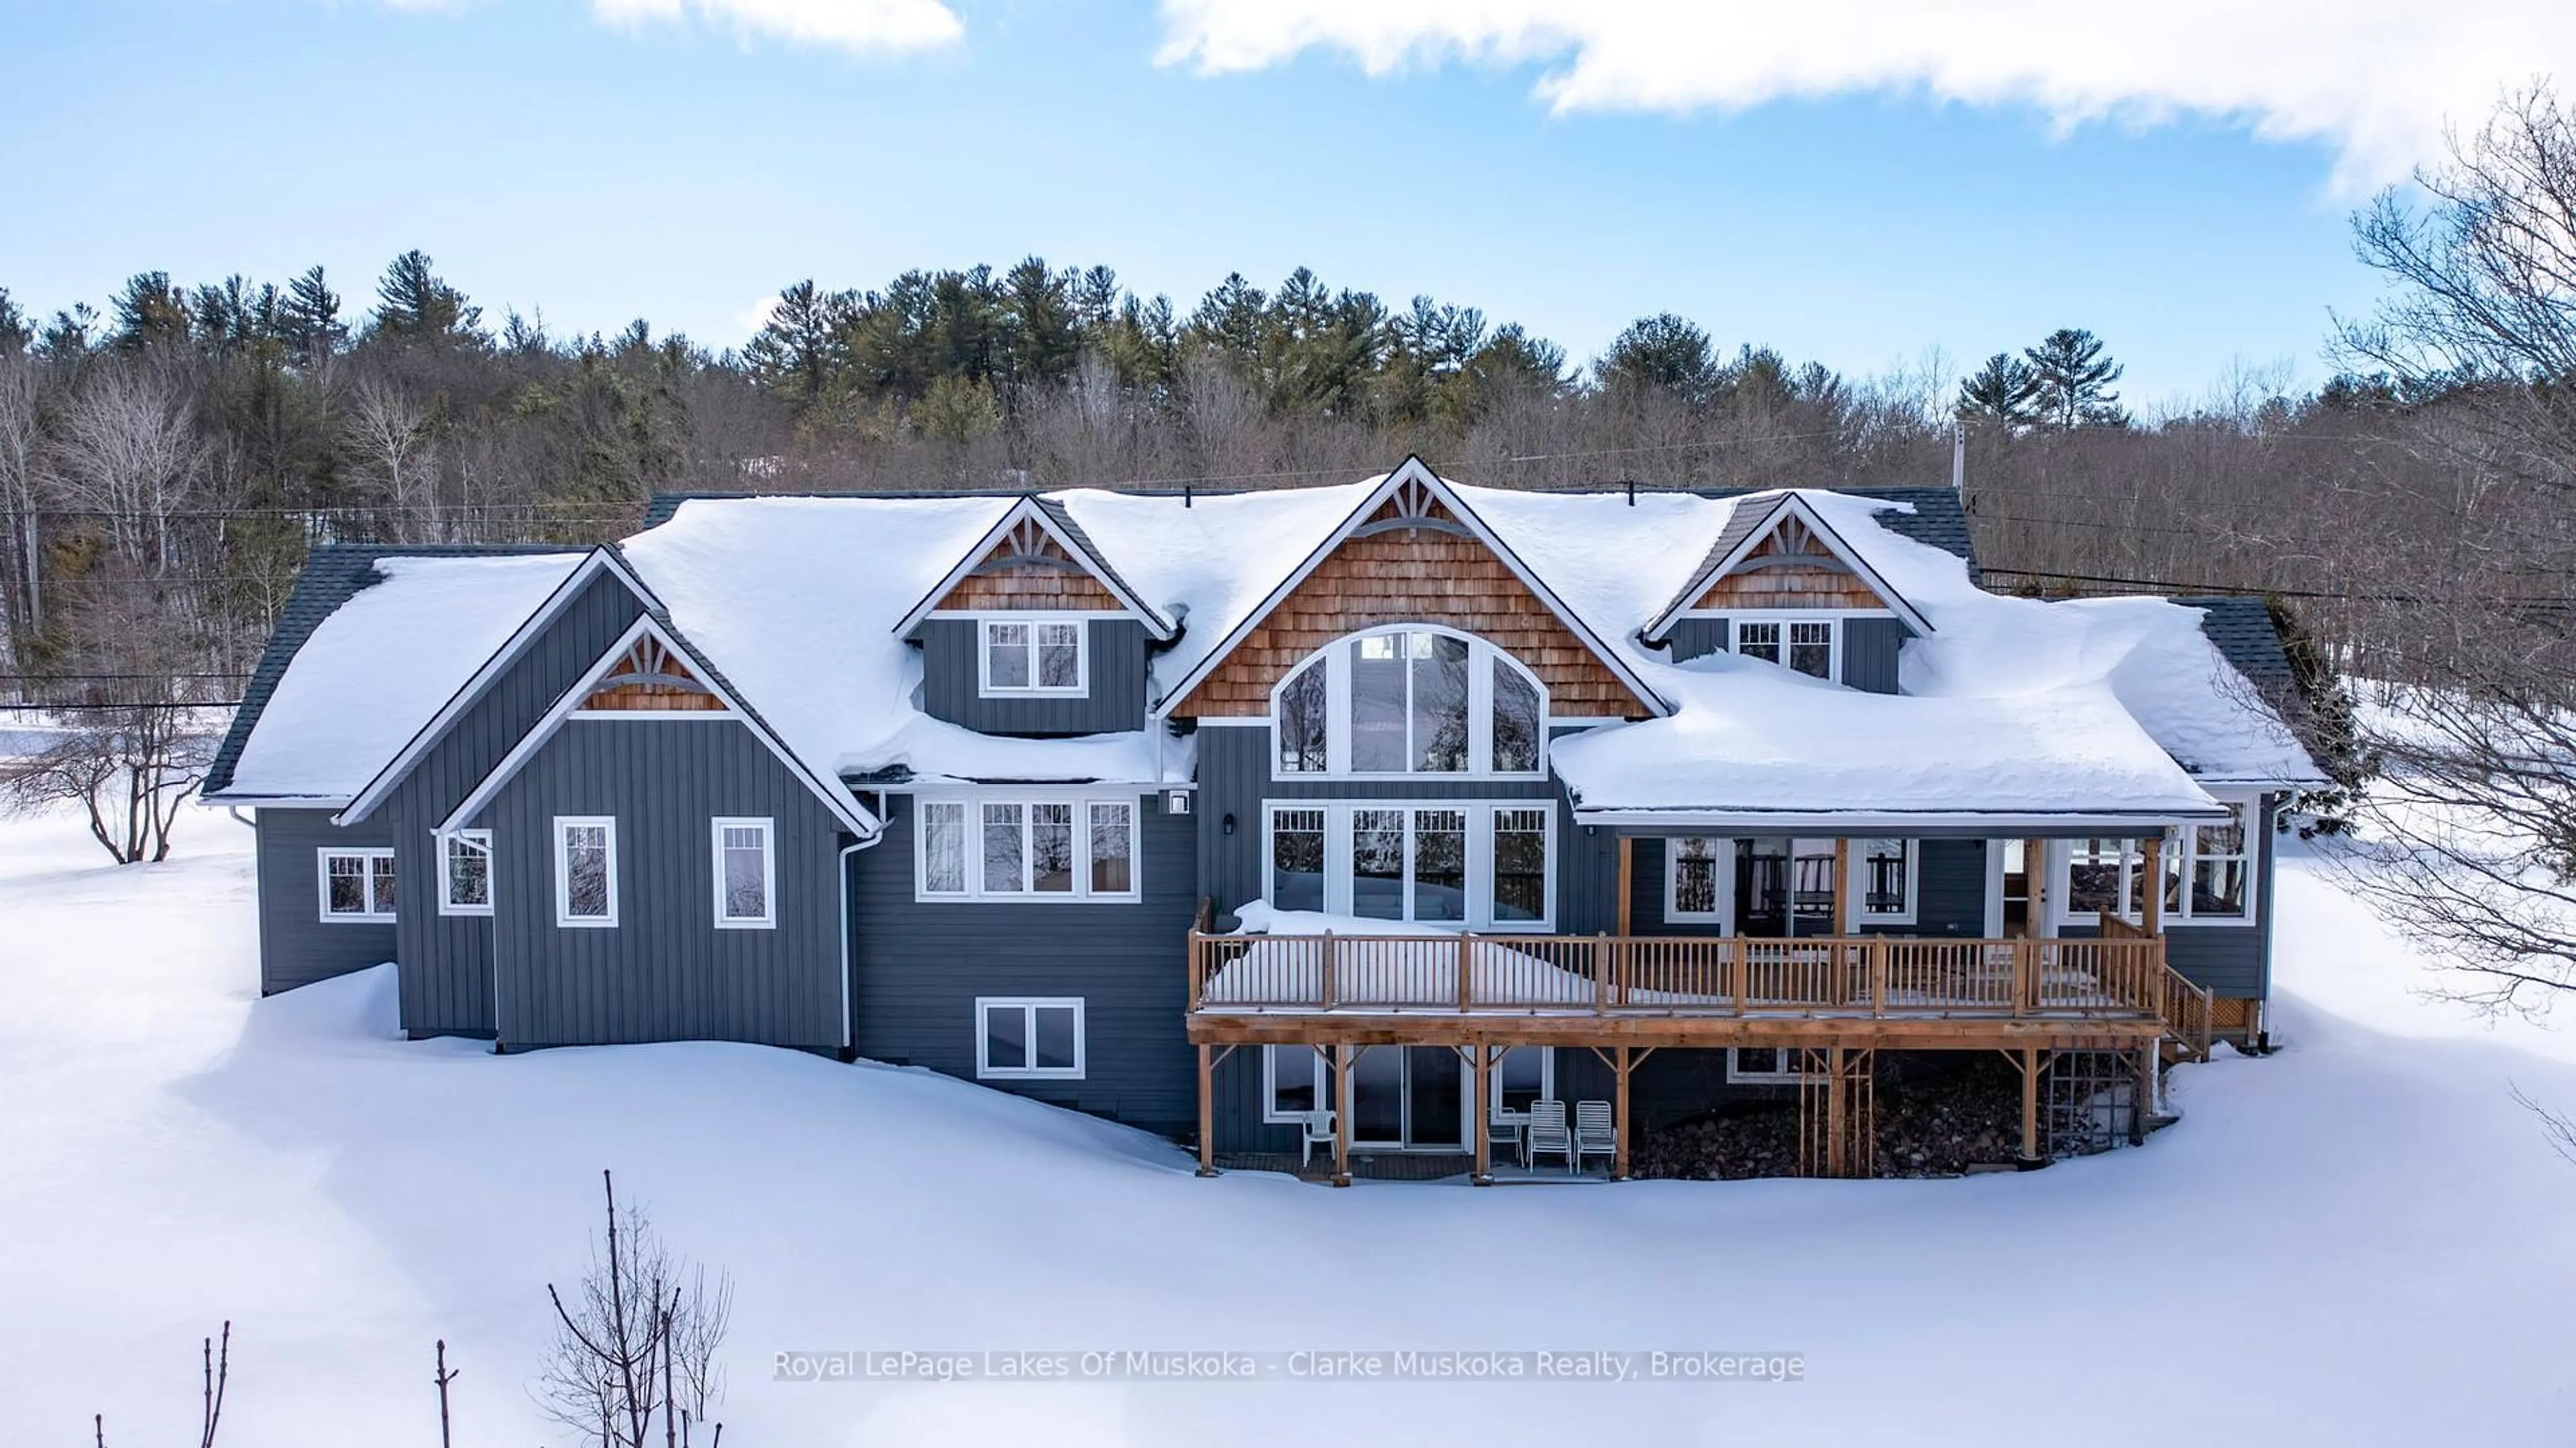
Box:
[1187,929,2179,1023]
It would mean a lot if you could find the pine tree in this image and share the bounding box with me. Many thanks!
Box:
[2024,327,2127,428]
[372,250,484,347]
[0,288,27,354]
[1598,313,1717,403]
[278,266,347,368]
[109,272,192,350]
[1955,352,2041,429]
[742,280,851,414]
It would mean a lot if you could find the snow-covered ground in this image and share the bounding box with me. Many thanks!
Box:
[4,808,2573,1445]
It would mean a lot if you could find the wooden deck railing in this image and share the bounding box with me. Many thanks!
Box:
[1189,929,2194,1028]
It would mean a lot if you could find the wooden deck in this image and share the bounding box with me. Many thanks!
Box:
[1186,931,2205,1052]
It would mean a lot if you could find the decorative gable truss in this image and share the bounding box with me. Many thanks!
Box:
[581,633,723,712]
[1641,493,1934,643]
[896,497,1175,638]
[1159,457,1669,721]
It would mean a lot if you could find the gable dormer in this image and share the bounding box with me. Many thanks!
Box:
[896,497,1173,738]
[1641,492,1932,694]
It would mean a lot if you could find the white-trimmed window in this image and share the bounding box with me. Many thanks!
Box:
[1264,801,1552,930]
[554,817,618,927]
[318,847,396,923]
[1666,836,1727,921]
[712,817,774,928]
[1265,1043,1324,1121]
[1727,1047,1809,1084]
[916,794,1138,901]
[1733,617,1837,681]
[977,997,1084,1080]
[2059,801,2259,926]
[1271,626,1547,778]
[439,831,492,916]
[1852,838,1917,924]
[980,617,1085,696]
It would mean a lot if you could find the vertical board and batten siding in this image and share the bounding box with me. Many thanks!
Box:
[917,617,1147,736]
[1190,723,1612,931]
[476,716,850,1050]
[849,793,1200,1135]
[1659,614,1907,694]
[1621,836,1988,937]
[380,568,649,1037]
[1841,617,1907,694]
[253,807,398,994]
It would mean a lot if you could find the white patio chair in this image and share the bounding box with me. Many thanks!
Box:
[1298,1108,1337,1169]
[1572,1100,1617,1174]
[1525,1100,1574,1174]
[1485,1106,1523,1170]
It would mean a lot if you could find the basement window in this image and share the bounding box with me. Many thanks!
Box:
[977,997,1084,1080]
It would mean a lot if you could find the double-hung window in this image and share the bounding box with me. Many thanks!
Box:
[2187,805,2251,919]
[439,831,492,916]
[319,847,397,923]
[1853,839,1917,923]
[555,817,618,927]
[1666,837,1726,921]
[1734,618,1837,680]
[981,618,1085,695]
[977,997,1083,1080]
[1265,802,1553,929]
[713,817,775,928]
[916,796,1138,900]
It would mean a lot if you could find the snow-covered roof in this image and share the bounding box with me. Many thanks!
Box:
[217,552,586,800]
[211,465,2321,819]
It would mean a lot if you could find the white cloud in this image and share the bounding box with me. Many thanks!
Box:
[570,0,963,53]
[1155,0,2576,187]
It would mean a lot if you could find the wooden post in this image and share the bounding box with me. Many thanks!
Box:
[2132,1045,2154,1146]
[1824,1045,1847,1178]
[2027,838,2049,935]
[1332,1043,1353,1187]
[1470,1045,1493,1185]
[1616,836,1635,935]
[2019,1045,2043,1166]
[1868,934,1888,1017]
[2141,833,2165,936]
[1833,837,1854,935]
[1613,1045,1633,1181]
[1320,931,1336,1010]
[1593,935,1609,1015]
[1458,932,1474,1013]
[1195,1043,1218,1176]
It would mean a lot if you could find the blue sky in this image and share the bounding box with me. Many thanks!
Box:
[4,0,2553,405]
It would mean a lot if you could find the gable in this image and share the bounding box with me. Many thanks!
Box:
[582,633,725,712]
[932,520,1126,613]
[1170,516,1654,719]
[1688,513,1894,613]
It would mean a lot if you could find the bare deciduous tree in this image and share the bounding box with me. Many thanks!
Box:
[0,585,216,863]
[537,1170,732,1448]
[44,358,205,574]
[343,374,441,541]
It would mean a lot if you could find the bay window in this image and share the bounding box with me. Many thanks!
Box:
[1271,627,1548,778]
[917,794,1138,901]
[1265,802,1552,929]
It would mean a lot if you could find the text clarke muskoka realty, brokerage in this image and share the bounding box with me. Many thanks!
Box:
[774,1349,1809,1384]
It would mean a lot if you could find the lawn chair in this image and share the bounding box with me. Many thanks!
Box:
[1525,1100,1574,1174]
[1572,1100,1617,1174]
[1298,1108,1337,1169]
[1485,1106,1523,1171]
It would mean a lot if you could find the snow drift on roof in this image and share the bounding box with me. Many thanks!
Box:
[618,495,1193,786]
[223,552,586,799]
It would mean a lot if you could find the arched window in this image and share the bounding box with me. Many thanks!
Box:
[1271,626,1546,777]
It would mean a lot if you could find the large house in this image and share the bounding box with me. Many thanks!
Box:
[204,459,2323,1182]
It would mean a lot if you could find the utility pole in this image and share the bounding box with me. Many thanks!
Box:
[1951,420,1966,493]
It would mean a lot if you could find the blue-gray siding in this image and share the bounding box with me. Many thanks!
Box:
[849,792,1200,1134]
[382,568,649,1037]
[1666,617,1727,663]
[918,617,1148,735]
[252,807,398,994]
[2156,794,2281,998]
[472,716,853,1050]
